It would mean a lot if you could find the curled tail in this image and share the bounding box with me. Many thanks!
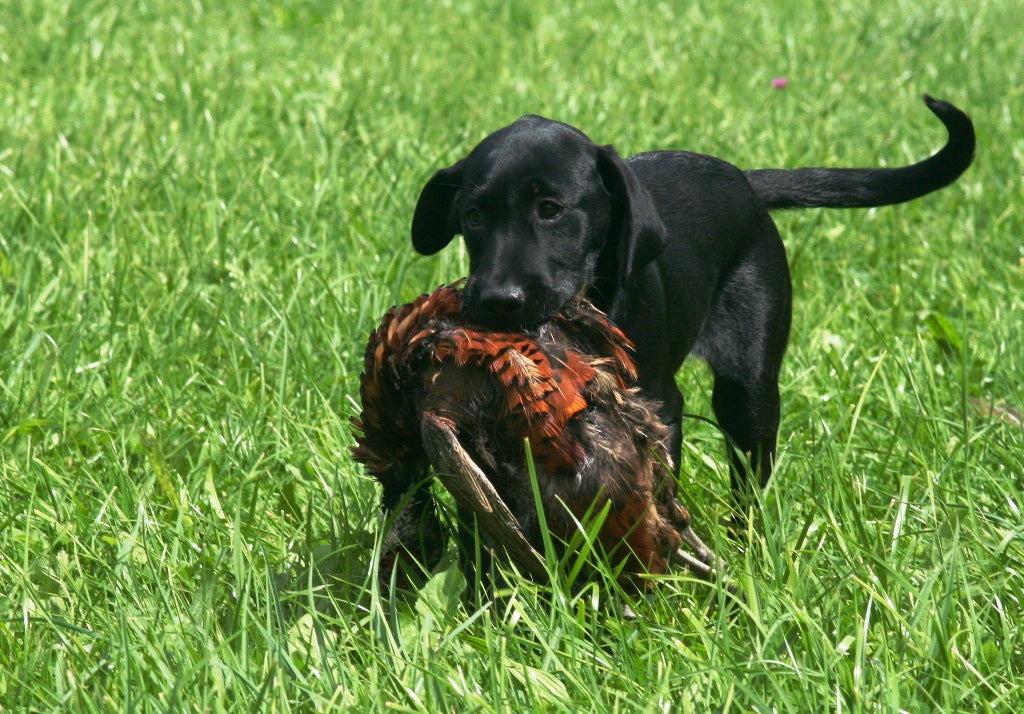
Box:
[746,95,975,210]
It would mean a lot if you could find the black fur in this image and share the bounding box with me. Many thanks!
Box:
[411,95,975,504]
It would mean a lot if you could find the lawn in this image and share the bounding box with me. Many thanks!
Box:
[1,0,1022,711]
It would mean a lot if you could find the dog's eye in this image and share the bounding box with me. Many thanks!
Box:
[463,208,484,227]
[537,200,562,220]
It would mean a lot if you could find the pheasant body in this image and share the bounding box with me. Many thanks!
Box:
[352,283,715,588]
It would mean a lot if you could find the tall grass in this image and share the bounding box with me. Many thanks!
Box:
[1,0,1021,710]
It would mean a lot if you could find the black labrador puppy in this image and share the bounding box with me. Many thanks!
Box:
[411,95,974,507]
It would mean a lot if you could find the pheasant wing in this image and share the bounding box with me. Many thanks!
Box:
[420,410,548,580]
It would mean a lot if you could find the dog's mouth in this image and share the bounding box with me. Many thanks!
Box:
[462,301,553,332]
[461,273,596,332]
[463,280,594,332]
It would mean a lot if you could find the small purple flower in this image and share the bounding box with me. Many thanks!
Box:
[771,77,789,89]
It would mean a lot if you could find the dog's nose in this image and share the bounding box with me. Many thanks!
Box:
[478,286,526,320]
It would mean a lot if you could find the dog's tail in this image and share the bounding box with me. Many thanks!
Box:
[745,95,975,210]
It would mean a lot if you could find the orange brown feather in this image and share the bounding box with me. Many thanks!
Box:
[352,282,707,589]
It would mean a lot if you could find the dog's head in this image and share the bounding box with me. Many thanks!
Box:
[412,116,667,329]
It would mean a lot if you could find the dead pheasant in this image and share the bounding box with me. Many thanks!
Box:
[351,283,722,590]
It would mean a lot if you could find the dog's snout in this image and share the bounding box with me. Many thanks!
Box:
[478,285,527,319]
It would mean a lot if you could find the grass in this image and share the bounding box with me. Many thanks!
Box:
[1,0,1022,710]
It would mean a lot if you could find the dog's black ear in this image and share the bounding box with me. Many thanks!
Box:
[596,145,667,285]
[411,160,465,255]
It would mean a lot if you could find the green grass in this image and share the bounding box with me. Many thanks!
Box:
[2,0,1022,710]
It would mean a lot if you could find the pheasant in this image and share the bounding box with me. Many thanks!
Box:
[351,282,722,590]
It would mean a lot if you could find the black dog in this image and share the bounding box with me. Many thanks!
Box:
[411,95,974,506]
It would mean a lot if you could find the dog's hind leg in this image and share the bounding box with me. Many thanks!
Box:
[695,224,792,509]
